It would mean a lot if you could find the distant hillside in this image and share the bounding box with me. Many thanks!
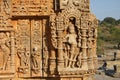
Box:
[97,17,120,55]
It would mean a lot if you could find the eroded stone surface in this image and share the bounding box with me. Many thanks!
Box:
[0,0,98,80]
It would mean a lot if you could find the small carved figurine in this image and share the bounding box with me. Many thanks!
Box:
[31,47,40,74]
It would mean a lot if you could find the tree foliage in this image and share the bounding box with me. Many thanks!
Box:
[97,17,120,55]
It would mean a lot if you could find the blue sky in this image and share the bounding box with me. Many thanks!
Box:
[90,0,120,20]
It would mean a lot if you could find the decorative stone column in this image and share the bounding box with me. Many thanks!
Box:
[93,28,98,70]
[49,48,56,75]
[57,30,64,69]
[11,31,15,73]
[49,13,57,75]
[56,15,64,70]
[81,29,88,70]
[87,28,94,70]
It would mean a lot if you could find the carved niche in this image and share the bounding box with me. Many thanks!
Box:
[50,0,98,76]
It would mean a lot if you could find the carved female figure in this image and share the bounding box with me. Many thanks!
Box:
[0,32,10,70]
[43,46,48,68]
[77,52,82,68]
[17,47,29,67]
[31,47,40,73]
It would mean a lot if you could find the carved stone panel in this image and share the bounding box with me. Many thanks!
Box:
[15,19,31,77]
[0,31,15,78]
[31,19,43,77]
[12,0,51,16]
[59,0,90,11]
[14,18,50,78]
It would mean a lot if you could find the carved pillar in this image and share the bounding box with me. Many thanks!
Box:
[87,35,94,70]
[93,28,98,70]
[81,29,88,70]
[11,31,15,73]
[57,30,64,68]
[49,48,56,74]
[87,25,94,70]
[49,13,57,74]
[56,15,64,70]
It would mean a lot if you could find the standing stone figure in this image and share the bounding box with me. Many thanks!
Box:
[63,43,69,67]
[31,47,40,73]
[17,47,29,73]
[0,32,10,70]
[65,18,79,68]
[43,46,48,69]
[77,52,82,68]
[17,47,28,67]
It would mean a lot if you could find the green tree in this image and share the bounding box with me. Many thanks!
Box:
[96,17,120,55]
[111,27,120,48]
[101,17,116,25]
[116,19,120,25]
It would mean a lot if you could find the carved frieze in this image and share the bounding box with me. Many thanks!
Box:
[0,0,12,30]
[60,0,90,12]
[12,0,51,16]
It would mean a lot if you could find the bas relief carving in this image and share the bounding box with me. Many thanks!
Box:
[12,0,51,16]
[31,47,41,74]
[15,20,30,74]
[0,0,98,79]
[50,0,98,75]
[17,47,29,73]
[64,17,80,68]
[0,32,10,71]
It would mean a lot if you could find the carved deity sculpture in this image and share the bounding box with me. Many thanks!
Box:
[43,46,48,70]
[31,47,40,74]
[0,32,10,70]
[17,47,29,73]
[77,52,82,68]
[43,38,49,70]
[65,18,79,68]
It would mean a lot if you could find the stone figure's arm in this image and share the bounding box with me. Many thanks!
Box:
[17,52,21,58]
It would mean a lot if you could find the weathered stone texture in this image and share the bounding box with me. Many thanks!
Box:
[0,0,98,80]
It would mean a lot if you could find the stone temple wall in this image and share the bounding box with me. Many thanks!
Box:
[0,0,98,80]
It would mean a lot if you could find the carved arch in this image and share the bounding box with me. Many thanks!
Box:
[62,9,81,30]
